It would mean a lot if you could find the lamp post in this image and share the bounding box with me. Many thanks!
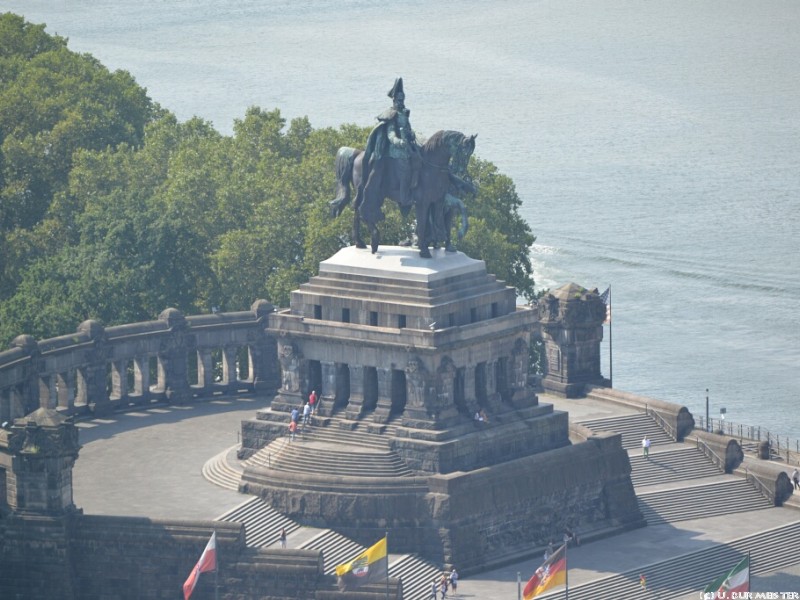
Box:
[705,388,709,432]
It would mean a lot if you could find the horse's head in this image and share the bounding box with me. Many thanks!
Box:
[450,133,477,177]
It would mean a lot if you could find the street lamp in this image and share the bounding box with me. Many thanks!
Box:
[705,388,710,432]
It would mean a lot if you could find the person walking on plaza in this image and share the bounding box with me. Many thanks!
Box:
[449,567,458,595]
[792,468,800,490]
[430,579,439,599]
[642,435,650,459]
[279,527,287,548]
[439,572,448,598]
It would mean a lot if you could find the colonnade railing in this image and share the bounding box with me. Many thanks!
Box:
[0,301,280,423]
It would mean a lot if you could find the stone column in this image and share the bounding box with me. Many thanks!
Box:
[433,357,460,425]
[133,356,149,398]
[372,367,394,424]
[56,372,75,411]
[485,359,501,410]
[319,361,337,416]
[464,365,479,415]
[250,300,279,393]
[42,375,56,409]
[344,365,365,420]
[222,345,238,390]
[110,360,128,400]
[158,308,191,405]
[197,348,213,394]
[510,337,536,407]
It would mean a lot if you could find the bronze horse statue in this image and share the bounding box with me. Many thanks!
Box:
[330,130,476,258]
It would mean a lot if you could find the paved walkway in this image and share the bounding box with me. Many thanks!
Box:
[72,393,800,598]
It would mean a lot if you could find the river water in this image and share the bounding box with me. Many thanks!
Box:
[5,1,799,439]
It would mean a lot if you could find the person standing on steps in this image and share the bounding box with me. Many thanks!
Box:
[642,435,650,459]
[279,528,287,549]
[449,567,458,596]
[289,419,297,442]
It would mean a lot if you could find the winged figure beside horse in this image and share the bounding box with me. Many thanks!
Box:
[329,78,477,258]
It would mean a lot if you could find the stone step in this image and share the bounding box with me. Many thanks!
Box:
[637,479,772,524]
[389,554,445,600]
[536,520,800,600]
[216,496,302,548]
[298,529,368,575]
[578,413,673,449]
[630,447,721,488]
[201,445,243,491]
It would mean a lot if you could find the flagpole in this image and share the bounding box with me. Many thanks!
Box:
[214,529,219,600]
[564,542,569,600]
[385,530,389,600]
[608,286,613,388]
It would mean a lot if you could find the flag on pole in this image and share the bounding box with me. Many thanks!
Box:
[523,543,567,599]
[183,531,217,600]
[702,556,749,598]
[335,536,388,591]
[599,287,611,324]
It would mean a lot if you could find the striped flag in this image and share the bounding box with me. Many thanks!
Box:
[183,531,217,600]
[335,536,388,590]
[523,543,567,599]
[703,556,749,597]
[599,287,611,324]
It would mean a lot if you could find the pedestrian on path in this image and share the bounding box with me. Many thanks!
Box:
[430,579,439,599]
[642,435,650,458]
[303,402,311,425]
[279,528,287,549]
[290,406,299,423]
[309,390,317,415]
[639,573,647,590]
[289,420,297,441]
[792,468,800,490]
[439,572,449,598]
[449,567,458,595]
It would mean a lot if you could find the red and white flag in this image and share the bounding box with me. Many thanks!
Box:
[183,531,217,600]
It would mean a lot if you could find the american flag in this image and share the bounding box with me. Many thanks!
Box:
[599,287,611,324]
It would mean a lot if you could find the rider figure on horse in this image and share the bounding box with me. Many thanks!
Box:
[360,77,421,223]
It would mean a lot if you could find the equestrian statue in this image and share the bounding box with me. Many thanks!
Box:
[330,77,477,258]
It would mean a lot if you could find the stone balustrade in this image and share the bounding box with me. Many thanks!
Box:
[0,300,279,422]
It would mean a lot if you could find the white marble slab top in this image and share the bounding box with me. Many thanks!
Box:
[319,246,486,283]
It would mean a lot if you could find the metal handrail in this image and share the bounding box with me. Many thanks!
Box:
[695,438,726,473]
[646,406,676,440]
[744,467,776,505]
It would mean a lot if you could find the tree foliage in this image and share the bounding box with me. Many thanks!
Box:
[0,14,537,347]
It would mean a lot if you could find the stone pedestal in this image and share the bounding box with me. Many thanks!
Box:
[538,283,609,397]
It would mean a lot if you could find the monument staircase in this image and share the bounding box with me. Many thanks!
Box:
[578,414,774,523]
[217,496,443,600]
[536,519,800,600]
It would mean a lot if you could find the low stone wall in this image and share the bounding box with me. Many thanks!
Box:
[242,431,644,573]
[0,513,400,600]
[585,385,695,440]
[689,430,744,473]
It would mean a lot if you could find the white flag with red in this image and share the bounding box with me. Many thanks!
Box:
[183,531,217,600]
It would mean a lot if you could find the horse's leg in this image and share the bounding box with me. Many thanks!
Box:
[352,154,367,249]
[353,187,367,249]
[416,198,432,259]
[369,223,380,254]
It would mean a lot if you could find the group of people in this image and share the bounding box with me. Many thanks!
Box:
[288,390,320,441]
[431,568,458,599]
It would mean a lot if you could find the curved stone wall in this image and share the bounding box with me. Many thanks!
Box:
[0,301,279,423]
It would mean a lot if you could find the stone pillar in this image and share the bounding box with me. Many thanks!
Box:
[9,335,41,418]
[197,348,213,394]
[250,300,279,393]
[319,361,337,416]
[274,342,303,412]
[222,345,237,390]
[401,356,436,427]
[432,357,460,425]
[133,356,149,398]
[511,337,537,407]
[372,367,394,424]
[75,320,112,415]
[485,359,501,410]
[464,365,479,415]
[56,372,74,411]
[110,360,127,400]
[539,283,608,397]
[1,408,80,514]
[158,308,191,405]
[344,365,365,420]
[41,375,55,409]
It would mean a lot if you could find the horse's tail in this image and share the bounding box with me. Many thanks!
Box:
[329,147,359,218]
